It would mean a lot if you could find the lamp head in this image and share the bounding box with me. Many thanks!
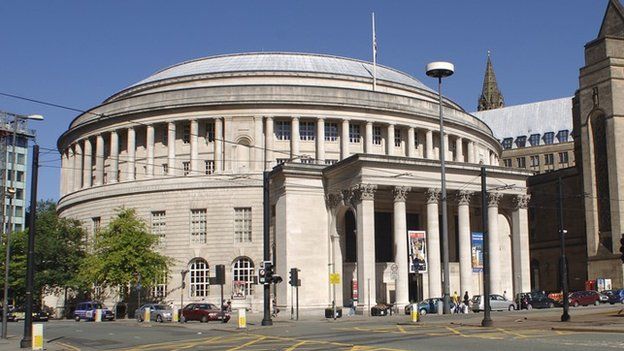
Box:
[426,61,454,78]
[27,114,44,121]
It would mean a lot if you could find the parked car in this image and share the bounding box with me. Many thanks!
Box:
[601,289,624,304]
[0,307,16,322]
[135,304,173,323]
[568,291,601,307]
[404,298,456,315]
[371,303,393,316]
[180,303,230,323]
[74,301,115,321]
[471,294,515,312]
[515,292,556,310]
[12,307,50,322]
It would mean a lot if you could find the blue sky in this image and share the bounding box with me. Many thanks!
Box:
[0,0,606,201]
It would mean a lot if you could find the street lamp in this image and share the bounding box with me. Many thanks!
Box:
[0,111,42,341]
[426,62,454,314]
[179,269,189,321]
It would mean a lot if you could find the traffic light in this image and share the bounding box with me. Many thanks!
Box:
[259,261,272,285]
[620,235,624,263]
[289,268,299,286]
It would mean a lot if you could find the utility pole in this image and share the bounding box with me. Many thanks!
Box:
[261,171,272,326]
[558,176,570,322]
[481,165,493,327]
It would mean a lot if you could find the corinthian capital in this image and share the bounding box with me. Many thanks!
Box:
[457,190,473,206]
[325,192,343,209]
[488,192,503,207]
[352,183,377,202]
[425,188,440,204]
[513,194,531,210]
[392,186,411,202]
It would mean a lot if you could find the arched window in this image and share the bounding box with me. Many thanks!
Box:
[232,257,255,297]
[189,258,209,297]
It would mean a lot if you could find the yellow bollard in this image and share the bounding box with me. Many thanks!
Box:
[32,323,43,350]
[144,307,151,323]
[172,309,179,323]
[238,308,246,329]
[95,309,102,322]
[411,304,420,323]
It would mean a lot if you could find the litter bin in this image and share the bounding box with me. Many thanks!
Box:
[324,307,342,318]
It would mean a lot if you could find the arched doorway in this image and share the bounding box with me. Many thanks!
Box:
[234,137,252,173]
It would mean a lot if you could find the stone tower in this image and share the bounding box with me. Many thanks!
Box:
[575,0,624,287]
[477,51,505,111]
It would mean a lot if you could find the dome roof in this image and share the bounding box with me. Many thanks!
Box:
[128,52,433,92]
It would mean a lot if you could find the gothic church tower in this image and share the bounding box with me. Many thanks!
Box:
[477,52,505,111]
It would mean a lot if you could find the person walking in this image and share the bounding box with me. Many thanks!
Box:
[463,291,470,313]
[452,291,459,313]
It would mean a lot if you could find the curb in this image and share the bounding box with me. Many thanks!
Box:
[551,326,624,334]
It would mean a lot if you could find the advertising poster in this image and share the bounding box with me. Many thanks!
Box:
[408,230,427,273]
[471,232,483,272]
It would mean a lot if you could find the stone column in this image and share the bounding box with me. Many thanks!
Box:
[443,133,450,160]
[407,127,415,158]
[83,138,92,188]
[426,188,442,298]
[316,117,325,163]
[393,186,411,308]
[215,118,223,173]
[60,151,67,195]
[353,183,377,311]
[341,119,349,160]
[190,120,199,174]
[425,130,433,159]
[127,127,136,181]
[254,116,264,171]
[291,117,300,161]
[95,134,104,186]
[167,122,176,176]
[488,192,502,294]
[467,141,475,163]
[387,124,395,156]
[365,121,373,154]
[73,143,83,191]
[67,147,75,192]
[110,130,119,183]
[455,137,463,162]
[265,117,274,170]
[457,190,473,297]
[145,125,154,178]
[512,194,531,295]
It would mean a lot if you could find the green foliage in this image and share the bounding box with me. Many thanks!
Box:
[78,208,171,299]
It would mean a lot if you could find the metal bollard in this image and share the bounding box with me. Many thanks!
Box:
[144,307,151,323]
[95,309,102,322]
[172,309,179,323]
[32,323,44,350]
[238,308,246,329]
[437,300,443,315]
[410,304,420,323]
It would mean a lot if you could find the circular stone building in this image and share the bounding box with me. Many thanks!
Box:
[57,52,532,313]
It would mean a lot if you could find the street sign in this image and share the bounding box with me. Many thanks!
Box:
[329,273,341,285]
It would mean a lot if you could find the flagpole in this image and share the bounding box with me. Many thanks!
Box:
[372,12,377,91]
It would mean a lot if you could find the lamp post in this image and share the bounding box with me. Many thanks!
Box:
[0,111,42,340]
[425,62,454,314]
[180,269,189,321]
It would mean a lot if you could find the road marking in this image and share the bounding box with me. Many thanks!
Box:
[56,341,81,351]
[227,335,267,351]
[171,336,221,351]
[496,328,527,339]
[396,325,407,333]
[284,340,307,351]
[445,326,465,337]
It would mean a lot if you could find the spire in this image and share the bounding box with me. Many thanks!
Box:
[477,51,505,111]
[598,0,624,39]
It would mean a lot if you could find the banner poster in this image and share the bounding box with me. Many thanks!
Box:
[408,230,427,273]
[471,232,484,272]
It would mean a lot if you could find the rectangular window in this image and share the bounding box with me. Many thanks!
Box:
[516,157,526,168]
[234,208,252,243]
[324,123,338,141]
[544,153,554,165]
[373,126,382,145]
[92,217,101,235]
[205,160,214,175]
[349,124,361,143]
[17,154,25,165]
[162,128,168,145]
[190,209,207,244]
[206,121,215,142]
[15,206,22,217]
[394,129,402,147]
[325,159,337,165]
[557,130,569,143]
[162,163,168,175]
[529,134,541,146]
[183,162,190,176]
[183,125,191,144]
[559,151,569,164]
[502,138,513,150]
[276,121,291,141]
[530,155,540,167]
[15,189,23,200]
[503,159,512,167]
[152,273,168,299]
[543,132,555,145]
[515,136,527,148]
[300,121,315,141]
[414,130,419,148]
[151,211,166,247]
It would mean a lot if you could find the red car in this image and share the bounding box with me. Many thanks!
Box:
[569,290,601,307]
[180,303,230,323]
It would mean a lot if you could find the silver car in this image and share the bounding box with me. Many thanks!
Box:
[471,294,515,312]
[135,304,173,323]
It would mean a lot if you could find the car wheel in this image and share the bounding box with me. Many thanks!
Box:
[594,300,600,306]
[548,302,554,308]
[508,305,515,311]
[419,309,427,316]
[181,316,187,323]
[201,316,208,323]
[573,302,579,307]
[156,315,163,323]
[74,316,80,322]
[526,304,533,310]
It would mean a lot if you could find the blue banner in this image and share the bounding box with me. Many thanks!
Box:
[471,232,483,272]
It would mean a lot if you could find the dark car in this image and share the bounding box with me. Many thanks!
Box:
[516,292,556,310]
[404,298,456,315]
[601,290,624,304]
[12,307,49,322]
[371,303,393,316]
[181,303,230,323]
[569,291,601,307]
[74,301,115,321]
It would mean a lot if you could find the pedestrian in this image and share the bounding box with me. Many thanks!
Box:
[463,291,470,313]
[503,290,508,300]
[226,300,232,313]
[452,291,459,313]
[271,299,280,318]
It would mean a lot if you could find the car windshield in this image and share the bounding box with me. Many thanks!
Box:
[93,303,104,309]
[153,305,167,310]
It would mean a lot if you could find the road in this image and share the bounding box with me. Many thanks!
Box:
[4,304,624,350]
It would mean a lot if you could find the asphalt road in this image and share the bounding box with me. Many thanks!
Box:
[5,304,624,351]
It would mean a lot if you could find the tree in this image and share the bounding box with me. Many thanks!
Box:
[78,208,172,302]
